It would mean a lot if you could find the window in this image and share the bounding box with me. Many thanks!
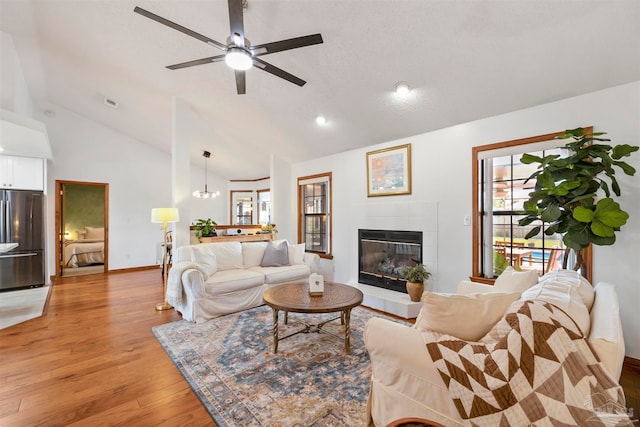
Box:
[298,172,332,258]
[472,130,592,283]
[230,191,253,225]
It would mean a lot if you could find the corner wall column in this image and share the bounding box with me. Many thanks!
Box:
[172,97,192,248]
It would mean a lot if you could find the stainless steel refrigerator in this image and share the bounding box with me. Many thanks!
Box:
[0,189,45,291]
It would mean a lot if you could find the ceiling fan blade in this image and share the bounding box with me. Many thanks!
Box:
[250,34,323,56]
[134,6,227,51]
[166,55,226,70]
[235,70,246,95]
[253,58,306,87]
[227,0,245,47]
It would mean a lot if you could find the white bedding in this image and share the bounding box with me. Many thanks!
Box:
[64,240,104,268]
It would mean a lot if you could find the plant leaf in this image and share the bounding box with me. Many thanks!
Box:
[594,198,629,228]
[573,206,594,223]
[612,144,640,160]
[524,226,541,239]
[520,153,542,164]
[541,204,561,222]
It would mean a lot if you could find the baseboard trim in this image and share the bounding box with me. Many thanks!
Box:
[108,265,159,274]
[624,356,640,369]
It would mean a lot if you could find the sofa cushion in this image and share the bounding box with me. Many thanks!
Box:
[206,242,244,271]
[540,269,595,311]
[288,243,306,265]
[588,282,625,381]
[204,269,265,294]
[414,291,521,341]
[251,264,311,284]
[521,276,591,336]
[191,244,218,278]
[243,242,268,268]
[261,240,290,267]
[493,266,538,293]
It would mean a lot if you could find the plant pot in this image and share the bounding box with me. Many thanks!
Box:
[406,281,424,302]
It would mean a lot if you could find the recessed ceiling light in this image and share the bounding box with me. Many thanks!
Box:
[315,116,328,126]
[394,82,411,95]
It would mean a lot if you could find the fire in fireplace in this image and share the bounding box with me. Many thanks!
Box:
[358,229,423,293]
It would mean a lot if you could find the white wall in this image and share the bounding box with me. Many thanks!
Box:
[36,103,228,273]
[0,32,34,118]
[290,81,640,358]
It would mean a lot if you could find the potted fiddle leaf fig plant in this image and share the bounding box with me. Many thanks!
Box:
[400,262,431,302]
[192,218,217,239]
[518,127,638,278]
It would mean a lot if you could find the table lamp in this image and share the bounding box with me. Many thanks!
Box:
[151,207,179,311]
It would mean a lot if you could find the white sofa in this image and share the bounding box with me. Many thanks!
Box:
[171,240,320,323]
[364,270,626,427]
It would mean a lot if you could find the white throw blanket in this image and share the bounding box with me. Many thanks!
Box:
[166,262,209,307]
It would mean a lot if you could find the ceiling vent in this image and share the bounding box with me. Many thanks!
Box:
[103,97,119,109]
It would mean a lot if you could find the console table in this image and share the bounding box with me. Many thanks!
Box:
[199,233,274,243]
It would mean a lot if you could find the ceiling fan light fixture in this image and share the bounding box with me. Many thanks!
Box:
[394,82,411,95]
[225,47,253,70]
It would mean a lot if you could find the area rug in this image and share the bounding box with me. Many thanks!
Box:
[152,305,408,426]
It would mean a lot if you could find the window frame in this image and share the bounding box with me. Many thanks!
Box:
[230,190,253,225]
[471,130,592,284]
[256,188,271,225]
[297,172,333,259]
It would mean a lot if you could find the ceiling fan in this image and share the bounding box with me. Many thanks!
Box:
[134,1,323,94]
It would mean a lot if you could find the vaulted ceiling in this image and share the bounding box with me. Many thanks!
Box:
[2,0,639,180]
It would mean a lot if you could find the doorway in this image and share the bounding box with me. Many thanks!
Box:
[55,180,109,278]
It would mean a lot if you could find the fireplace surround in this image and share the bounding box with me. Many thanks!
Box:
[358,229,423,293]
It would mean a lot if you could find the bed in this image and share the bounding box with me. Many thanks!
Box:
[64,240,104,268]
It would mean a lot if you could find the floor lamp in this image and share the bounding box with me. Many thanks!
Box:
[151,207,179,311]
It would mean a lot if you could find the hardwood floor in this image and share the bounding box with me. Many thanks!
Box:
[0,269,214,427]
[1,269,638,426]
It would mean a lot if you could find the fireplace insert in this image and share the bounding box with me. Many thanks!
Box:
[358,229,423,293]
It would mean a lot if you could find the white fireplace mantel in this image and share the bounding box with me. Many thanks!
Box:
[349,282,421,319]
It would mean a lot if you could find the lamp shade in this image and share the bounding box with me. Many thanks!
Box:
[151,208,179,224]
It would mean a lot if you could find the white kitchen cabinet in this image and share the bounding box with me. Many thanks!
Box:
[0,155,44,190]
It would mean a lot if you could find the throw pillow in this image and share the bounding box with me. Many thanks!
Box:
[242,242,268,268]
[493,266,538,293]
[84,226,104,240]
[261,240,290,267]
[521,277,591,336]
[191,245,217,279]
[414,291,521,341]
[208,242,244,271]
[540,269,595,311]
[288,243,306,265]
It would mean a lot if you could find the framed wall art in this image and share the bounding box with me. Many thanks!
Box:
[366,143,412,197]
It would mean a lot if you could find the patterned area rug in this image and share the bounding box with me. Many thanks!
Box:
[152,305,407,426]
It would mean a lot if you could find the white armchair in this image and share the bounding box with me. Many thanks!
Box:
[364,277,626,426]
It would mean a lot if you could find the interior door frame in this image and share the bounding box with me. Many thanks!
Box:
[54,180,109,278]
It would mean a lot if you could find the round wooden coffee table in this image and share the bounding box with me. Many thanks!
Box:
[262,282,363,354]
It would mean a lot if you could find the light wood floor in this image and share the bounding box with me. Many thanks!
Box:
[0,269,638,426]
[0,269,214,427]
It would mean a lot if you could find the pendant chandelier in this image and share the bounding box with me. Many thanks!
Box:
[193,150,221,199]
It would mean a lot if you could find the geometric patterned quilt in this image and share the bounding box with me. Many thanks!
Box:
[423,299,632,427]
